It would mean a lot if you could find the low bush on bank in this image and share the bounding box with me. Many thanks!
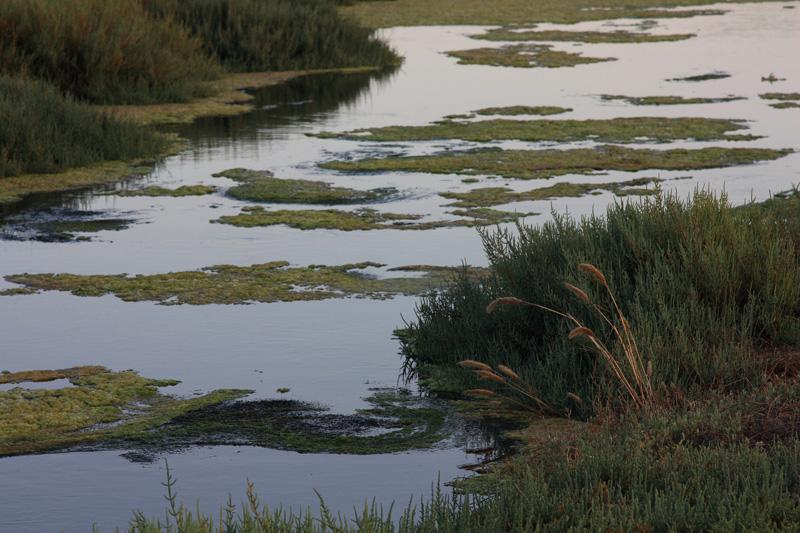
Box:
[0,0,219,105]
[0,76,167,178]
[402,191,800,415]
[142,0,399,72]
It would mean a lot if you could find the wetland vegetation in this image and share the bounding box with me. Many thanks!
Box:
[2,262,488,305]
[213,168,398,204]
[313,116,759,143]
[473,28,695,43]
[473,106,571,116]
[600,94,745,105]
[446,44,615,68]
[322,145,791,180]
[213,206,534,230]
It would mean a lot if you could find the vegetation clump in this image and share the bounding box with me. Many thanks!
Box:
[143,0,399,72]
[117,185,217,197]
[313,116,758,143]
[0,76,167,179]
[212,168,397,204]
[123,388,448,458]
[342,0,731,27]
[473,105,571,116]
[213,206,533,230]
[0,0,220,105]
[474,28,695,43]
[668,71,731,82]
[601,94,745,105]
[760,92,800,101]
[0,366,249,457]
[3,261,488,305]
[770,102,800,109]
[441,177,661,208]
[322,145,790,180]
[446,44,615,68]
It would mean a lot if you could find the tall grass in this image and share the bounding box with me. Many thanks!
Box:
[0,0,220,104]
[0,76,167,178]
[142,0,400,72]
[401,191,800,414]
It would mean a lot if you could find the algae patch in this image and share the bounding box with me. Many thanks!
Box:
[213,206,534,230]
[124,388,449,457]
[441,177,662,208]
[212,168,397,204]
[3,262,488,305]
[322,146,790,180]
[0,366,250,457]
[446,44,615,68]
[473,106,571,116]
[601,94,744,105]
[313,117,758,144]
[668,71,731,82]
[473,28,694,43]
[117,185,217,197]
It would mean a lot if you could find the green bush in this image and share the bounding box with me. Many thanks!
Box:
[0,76,167,178]
[401,192,800,413]
[142,0,400,72]
[0,0,220,104]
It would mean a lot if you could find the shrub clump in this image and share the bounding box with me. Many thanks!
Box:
[0,76,167,178]
[0,0,220,104]
[142,0,400,72]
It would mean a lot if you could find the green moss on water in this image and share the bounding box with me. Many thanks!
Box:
[3,262,488,305]
[473,105,571,116]
[601,94,745,105]
[668,71,731,82]
[760,93,800,101]
[128,388,448,456]
[770,102,800,109]
[446,44,615,68]
[313,117,757,143]
[117,185,217,197]
[213,206,533,230]
[474,28,695,43]
[212,168,397,204]
[322,145,790,180]
[441,177,662,208]
[0,366,250,457]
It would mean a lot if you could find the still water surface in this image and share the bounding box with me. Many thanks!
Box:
[0,3,799,531]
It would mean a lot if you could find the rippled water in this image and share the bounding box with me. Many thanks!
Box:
[1,3,799,531]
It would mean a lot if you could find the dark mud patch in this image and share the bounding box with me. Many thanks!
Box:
[0,207,137,242]
[100,389,450,461]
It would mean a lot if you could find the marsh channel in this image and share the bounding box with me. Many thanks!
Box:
[1,3,799,531]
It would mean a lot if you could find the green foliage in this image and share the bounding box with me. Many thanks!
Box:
[0,76,167,178]
[401,192,800,413]
[142,0,400,72]
[0,0,220,104]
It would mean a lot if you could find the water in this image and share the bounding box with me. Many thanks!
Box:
[0,3,799,531]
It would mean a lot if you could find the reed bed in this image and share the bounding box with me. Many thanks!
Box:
[142,0,400,73]
[0,0,219,105]
[0,76,167,178]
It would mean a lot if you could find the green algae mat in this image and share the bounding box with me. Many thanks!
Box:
[0,367,450,458]
[321,146,791,181]
[312,117,759,143]
[2,262,488,305]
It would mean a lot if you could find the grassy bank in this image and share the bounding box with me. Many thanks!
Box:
[143,0,399,72]
[112,190,800,531]
[0,76,167,180]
